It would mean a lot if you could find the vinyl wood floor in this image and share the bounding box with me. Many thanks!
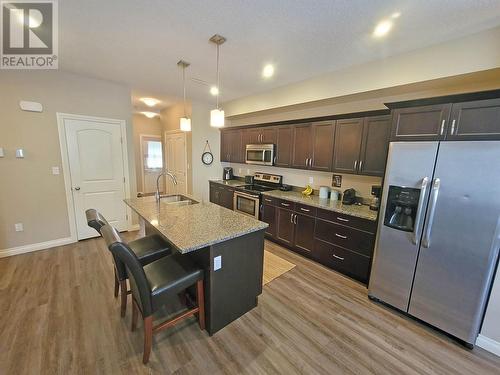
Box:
[1,232,499,375]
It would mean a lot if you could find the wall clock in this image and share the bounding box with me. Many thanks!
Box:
[202,140,214,165]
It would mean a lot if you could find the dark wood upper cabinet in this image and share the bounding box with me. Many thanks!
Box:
[310,121,335,171]
[291,123,312,169]
[261,204,276,238]
[447,98,500,140]
[293,213,315,254]
[333,118,364,174]
[220,129,242,163]
[261,128,277,144]
[276,208,295,245]
[390,104,451,141]
[359,116,391,176]
[275,126,293,167]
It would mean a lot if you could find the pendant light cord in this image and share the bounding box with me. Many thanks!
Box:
[182,64,187,117]
[216,43,220,109]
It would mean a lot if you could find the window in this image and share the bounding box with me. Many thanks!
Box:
[145,140,163,169]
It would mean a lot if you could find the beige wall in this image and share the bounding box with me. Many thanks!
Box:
[132,114,163,192]
[191,101,222,202]
[160,102,193,194]
[224,26,500,116]
[0,70,134,250]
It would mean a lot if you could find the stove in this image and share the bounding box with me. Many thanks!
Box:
[233,173,282,218]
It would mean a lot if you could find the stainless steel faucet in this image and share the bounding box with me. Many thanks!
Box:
[155,170,178,202]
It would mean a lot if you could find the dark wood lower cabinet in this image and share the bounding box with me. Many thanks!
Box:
[209,183,234,210]
[263,196,376,284]
[276,208,295,246]
[313,239,371,284]
[293,213,315,255]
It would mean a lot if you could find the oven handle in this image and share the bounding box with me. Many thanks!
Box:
[234,191,260,199]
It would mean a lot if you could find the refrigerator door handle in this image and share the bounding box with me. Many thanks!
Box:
[412,177,430,245]
[422,178,441,248]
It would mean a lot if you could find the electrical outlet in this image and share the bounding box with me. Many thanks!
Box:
[238,168,242,174]
[0,147,4,157]
[214,255,222,271]
[308,176,314,184]
[15,223,24,232]
[52,166,60,175]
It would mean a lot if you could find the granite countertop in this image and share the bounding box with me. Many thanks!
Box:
[124,196,267,254]
[209,179,245,187]
[262,190,378,221]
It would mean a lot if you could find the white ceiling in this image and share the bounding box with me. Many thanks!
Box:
[59,0,500,107]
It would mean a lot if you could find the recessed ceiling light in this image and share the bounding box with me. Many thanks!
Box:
[140,97,160,107]
[141,111,158,118]
[373,19,393,38]
[210,86,219,96]
[262,64,274,78]
[391,12,401,19]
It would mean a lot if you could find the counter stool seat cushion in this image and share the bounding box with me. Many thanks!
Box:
[130,235,172,266]
[144,253,204,311]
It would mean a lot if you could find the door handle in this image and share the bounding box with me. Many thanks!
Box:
[422,178,441,248]
[412,177,429,245]
[73,187,81,191]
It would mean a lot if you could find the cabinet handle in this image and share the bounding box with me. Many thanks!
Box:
[281,202,290,207]
[290,213,294,223]
[294,214,297,224]
[308,158,312,167]
[332,254,345,261]
[358,160,363,171]
[336,217,349,222]
[300,207,310,212]
[264,198,272,202]
[335,233,347,239]
[450,119,456,135]
[440,120,445,135]
[273,156,276,164]
[354,160,358,170]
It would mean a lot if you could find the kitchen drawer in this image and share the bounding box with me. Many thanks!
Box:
[262,196,277,206]
[313,239,371,284]
[276,199,296,211]
[315,219,375,257]
[316,208,376,233]
[295,203,317,217]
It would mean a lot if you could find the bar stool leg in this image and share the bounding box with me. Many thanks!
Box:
[143,316,153,364]
[114,270,119,298]
[196,279,205,330]
[120,280,128,317]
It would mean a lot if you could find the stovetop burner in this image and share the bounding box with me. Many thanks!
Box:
[238,184,276,193]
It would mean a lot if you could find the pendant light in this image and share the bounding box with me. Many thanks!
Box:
[209,34,226,128]
[177,60,191,132]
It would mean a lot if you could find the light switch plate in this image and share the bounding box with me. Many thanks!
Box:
[52,166,60,175]
[214,255,222,271]
[0,147,4,157]
[15,223,23,232]
[308,176,314,184]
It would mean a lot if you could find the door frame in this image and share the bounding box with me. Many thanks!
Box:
[139,133,162,193]
[164,129,188,194]
[56,112,132,242]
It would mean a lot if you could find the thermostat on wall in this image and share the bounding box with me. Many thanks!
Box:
[19,101,43,112]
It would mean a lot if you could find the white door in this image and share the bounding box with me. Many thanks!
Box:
[140,135,164,194]
[64,117,128,239]
[164,131,187,194]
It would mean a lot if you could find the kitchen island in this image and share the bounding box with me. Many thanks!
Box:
[124,195,268,335]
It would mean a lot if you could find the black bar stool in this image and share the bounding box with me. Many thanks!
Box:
[101,224,205,364]
[85,209,172,317]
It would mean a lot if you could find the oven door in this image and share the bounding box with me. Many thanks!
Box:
[233,191,260,219]
[245,144,274,166]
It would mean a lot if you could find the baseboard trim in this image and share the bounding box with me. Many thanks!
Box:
[476,334,500,357]
[0,237,75,258]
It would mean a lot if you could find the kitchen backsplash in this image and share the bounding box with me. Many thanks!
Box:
[223,162,382,198]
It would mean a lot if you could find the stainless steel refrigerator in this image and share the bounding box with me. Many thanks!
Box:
[369,141,500,346]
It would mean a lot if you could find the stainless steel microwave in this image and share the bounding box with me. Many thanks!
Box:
[245,144,275,166]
